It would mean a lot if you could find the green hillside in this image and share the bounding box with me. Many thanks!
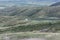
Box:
[0,6,60,33]
[0,6,60,18]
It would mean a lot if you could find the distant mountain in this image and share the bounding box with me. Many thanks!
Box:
[0,6,60,19]
[50,2,60,6]
[0,0,58,6]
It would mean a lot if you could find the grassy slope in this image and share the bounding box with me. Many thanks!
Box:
[0,6,60,33]
[0,6,60,18]
[0,32,60,40]
[0,6,60,40]
[0,18,60,33]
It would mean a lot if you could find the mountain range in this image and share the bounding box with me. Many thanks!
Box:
[0,0,60,6]
[0,5,60,19]
[51,2,60,6]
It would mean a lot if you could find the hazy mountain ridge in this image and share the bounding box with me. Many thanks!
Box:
[50,2,60,6]
[0,6,60,19]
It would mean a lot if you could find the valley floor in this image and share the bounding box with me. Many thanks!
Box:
[0,32,60,40]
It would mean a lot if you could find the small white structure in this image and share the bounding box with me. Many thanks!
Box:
[25,18,29,21]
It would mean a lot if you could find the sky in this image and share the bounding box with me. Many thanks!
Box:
[0,0,60,5]
[0,0,59,2]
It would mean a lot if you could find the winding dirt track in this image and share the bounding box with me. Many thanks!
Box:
[20,38,46,40]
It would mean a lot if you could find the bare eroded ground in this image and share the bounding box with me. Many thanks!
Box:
[20,38,46,40]
[0,33,60,40]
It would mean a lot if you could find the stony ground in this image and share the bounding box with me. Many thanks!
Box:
[19,38,46,40]
[0,32,60,40]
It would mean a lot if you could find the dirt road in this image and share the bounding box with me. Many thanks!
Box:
[20,38,46,40]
